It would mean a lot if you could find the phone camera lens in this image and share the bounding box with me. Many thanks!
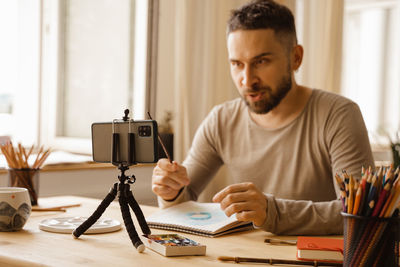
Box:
[138,126,152,137]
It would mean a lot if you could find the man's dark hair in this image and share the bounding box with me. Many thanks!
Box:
[227,0,297,50]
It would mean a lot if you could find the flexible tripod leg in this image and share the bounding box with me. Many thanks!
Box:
[119,188,145,252]
[125,185,151,235]
[72,183,118,238]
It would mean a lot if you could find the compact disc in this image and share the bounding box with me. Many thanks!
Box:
[39,217,121,234]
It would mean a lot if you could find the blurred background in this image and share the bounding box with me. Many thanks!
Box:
[0,0,399,204]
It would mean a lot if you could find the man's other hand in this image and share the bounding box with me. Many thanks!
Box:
[212,182,267,227]
[152,159,190,201]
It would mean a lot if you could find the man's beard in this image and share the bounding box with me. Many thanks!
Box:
[242,72,292,114]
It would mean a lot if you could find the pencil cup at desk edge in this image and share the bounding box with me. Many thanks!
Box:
[7,168,39,206]
[341,212,400,267]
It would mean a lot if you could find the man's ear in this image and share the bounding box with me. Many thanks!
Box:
[292,45,303,71]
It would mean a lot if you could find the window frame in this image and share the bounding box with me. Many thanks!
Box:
[342,0,400,140]
[39,0,157,154]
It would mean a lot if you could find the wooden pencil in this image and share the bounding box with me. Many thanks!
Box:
[147,112,172,163]
[32,146,44,169]
[343,172,350,213]
[218,256,342,266]
[358,172,368,215]
[393,167,400,187]
[353,182,362,215]
[335,173,346,191]
[376,167,383,193]
[362,173,375,215]
[372,182,391,217]
[384,183,400,217]
[348,175,355,214]
[365,175,378,217]
[379,187,395,217]
[335,174,347,210]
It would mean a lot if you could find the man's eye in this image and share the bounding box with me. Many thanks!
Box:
[255,58,268,65]
[231,61,242,68]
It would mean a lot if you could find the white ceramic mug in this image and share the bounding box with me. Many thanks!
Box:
[0,187,32,231]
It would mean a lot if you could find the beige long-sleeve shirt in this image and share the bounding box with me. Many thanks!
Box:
[159,89,374,235]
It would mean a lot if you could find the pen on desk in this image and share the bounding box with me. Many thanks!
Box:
[264,238,297,245]
[32,207,67,212]
[147,112,172,163]
[217,256,342,266]
[32,204,81,212]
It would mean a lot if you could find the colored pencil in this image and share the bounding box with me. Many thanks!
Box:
[365,175,378,217]
[361,173,373,215]
[337,166,400,267]
[348,175,355,214]
[358,175,368,215]
[383,183,400,217]
[379,187,395,218]
[335,166,400,218]
[371,182,391,217]
[353,182,362,215]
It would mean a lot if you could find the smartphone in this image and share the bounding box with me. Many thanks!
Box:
[91,120,158,164]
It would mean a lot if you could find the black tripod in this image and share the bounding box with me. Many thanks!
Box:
[72,165,151,252]
[72,110,151,252]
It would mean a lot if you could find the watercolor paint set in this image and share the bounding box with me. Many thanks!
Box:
[142,234,206,256]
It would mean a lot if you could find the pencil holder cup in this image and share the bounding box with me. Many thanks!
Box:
[0,187,31,231]
[8,168,39,206]
[342,212,400,267]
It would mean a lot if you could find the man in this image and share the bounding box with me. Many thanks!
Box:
[152,0,374,235]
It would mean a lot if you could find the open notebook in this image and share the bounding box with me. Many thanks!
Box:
[146,201,253,237]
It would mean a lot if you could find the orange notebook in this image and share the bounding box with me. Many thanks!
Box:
[296,236,343,263]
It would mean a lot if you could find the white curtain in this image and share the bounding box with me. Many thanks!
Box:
[295,0,344,94]
[173,0,247,163]
[172,0,247,201]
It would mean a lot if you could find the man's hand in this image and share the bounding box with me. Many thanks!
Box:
[152,159,190,201]
[212,182,267,226]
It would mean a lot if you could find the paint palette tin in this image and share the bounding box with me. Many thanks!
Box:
[142,234,206,256]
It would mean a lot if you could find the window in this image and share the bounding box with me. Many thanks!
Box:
[0,1,40,145]
[0,0,156,154]
[0,1,18,137]
[342,0,400,140]
[59,0,135,139]
[41,0,156,154]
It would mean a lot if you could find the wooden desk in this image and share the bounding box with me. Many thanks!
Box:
[0,196,299,267]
